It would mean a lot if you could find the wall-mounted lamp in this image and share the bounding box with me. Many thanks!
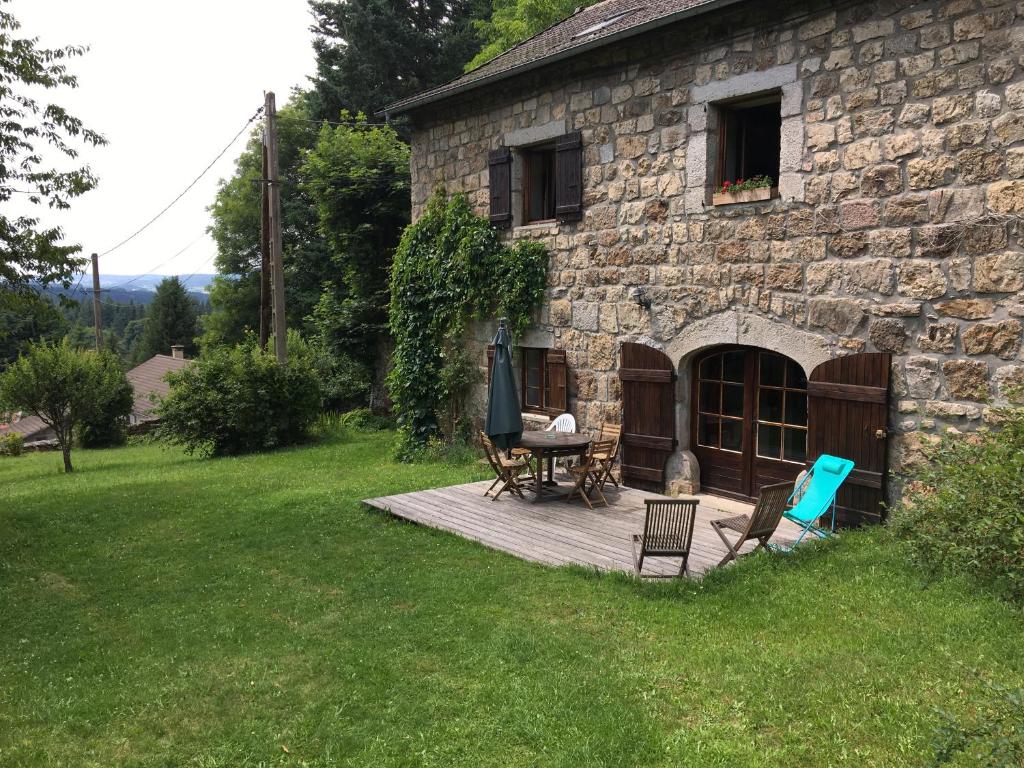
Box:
[630,286,652,311]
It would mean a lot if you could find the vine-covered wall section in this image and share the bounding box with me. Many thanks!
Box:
[388,192,547,455]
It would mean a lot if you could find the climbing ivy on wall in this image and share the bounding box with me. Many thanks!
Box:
[388,192,548,456]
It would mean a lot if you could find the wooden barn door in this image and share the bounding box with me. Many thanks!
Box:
[619,343,677,492]
[807,353,892,525]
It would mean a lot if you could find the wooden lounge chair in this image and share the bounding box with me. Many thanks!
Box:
[631,498,698,578]
[709,481,791,566]
[564,438,615,509]
[481,433,530,500]
[591,422,622,491]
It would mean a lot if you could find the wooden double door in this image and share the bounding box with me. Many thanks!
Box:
[692,346,808,500]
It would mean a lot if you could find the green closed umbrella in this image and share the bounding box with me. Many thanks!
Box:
[484,318,523,451]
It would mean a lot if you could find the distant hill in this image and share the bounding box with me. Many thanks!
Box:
[38,274,217,306]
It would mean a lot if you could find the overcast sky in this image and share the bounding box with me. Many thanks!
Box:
[10,0,318,283]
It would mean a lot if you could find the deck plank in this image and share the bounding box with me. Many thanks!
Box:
[364,477,805,578]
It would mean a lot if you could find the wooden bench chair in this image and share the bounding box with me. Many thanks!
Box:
[480,433,531,501]
[709,481,791,566]
[631,498,698,578]
[591,422,622,491]
[564,438,616,509]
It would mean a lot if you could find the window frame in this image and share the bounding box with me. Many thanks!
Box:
[754,352,808,465]
[711,92,783,206]
[521,347,548,413]
[520,144,557,224]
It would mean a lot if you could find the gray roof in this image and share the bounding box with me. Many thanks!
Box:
[384,0,741,115]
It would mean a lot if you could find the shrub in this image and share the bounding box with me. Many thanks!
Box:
[890,407,1024,603]
[78,351,134,448]
[0,432,24,457]
[156,338,322,456]
[932,680,1024,767]
[0,340,119,472]
[338,408,394,431]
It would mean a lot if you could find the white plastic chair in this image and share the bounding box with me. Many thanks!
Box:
[545,413,576,434]
[545,413,577,472]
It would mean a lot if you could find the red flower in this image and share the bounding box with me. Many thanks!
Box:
[736,178,744,184]
[722,180,732,188]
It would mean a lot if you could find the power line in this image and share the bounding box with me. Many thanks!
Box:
[105,236,205,289]
[275,115,391,128]
[98,106,264,257]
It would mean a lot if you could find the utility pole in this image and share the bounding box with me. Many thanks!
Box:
[259,136,272,351]
[90,253,103,351]
[264,91,287,363]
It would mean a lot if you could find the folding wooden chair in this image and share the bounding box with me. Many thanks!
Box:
[631,498,698,578]
[709,482,791,567]
[591,422,622,491]
[564,439,615,509]
[480,433,530,501]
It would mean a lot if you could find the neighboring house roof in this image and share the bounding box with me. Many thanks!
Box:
[383,0,742,115]
[127,354,191,420]
[1,414,51,441]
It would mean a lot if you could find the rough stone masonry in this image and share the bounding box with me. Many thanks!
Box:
[403,0,1024,493]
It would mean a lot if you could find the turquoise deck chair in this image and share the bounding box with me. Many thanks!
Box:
[781,454,855,549]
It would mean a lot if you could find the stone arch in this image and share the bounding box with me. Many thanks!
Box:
[663,311,834,495]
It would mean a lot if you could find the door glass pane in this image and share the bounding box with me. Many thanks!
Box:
[722,383,744,417]
[699,381,721,413]
[722,351,745,382]
[757,423,782,459]
[721,418,743,452]
[760,353,785,387]
[758,388,783,423]
[699,354,721,380]
[784,428,807,463]
[786,359,807,389]
[698,414,719,447]
[785,391,807,426]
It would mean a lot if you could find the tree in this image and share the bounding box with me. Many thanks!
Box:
[301,118,410,362]
[467,0,594,70]
[0,292,67,368]
[138,277,199,360]
[0,5,106,303]
[0,340,113,471]
[77,350,133,448]
[308,0,488,121]
[205,98,331,347]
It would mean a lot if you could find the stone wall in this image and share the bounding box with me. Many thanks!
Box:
[406,0,1024,491]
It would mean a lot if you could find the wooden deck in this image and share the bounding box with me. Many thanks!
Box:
[364,479,806,577]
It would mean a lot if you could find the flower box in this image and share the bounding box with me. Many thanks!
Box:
[712,186,776,206]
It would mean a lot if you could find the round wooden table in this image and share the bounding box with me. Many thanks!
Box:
[514,432,592,503]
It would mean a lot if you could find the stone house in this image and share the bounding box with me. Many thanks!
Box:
[383,0,1024,524]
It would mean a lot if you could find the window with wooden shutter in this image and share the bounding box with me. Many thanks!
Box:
[544,348,568,416]
[488,147,512,227]
[554,131,583,222]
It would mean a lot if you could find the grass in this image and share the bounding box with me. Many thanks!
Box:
[0,428,1022,767]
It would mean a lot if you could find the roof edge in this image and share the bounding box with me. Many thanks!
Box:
[382,0,744,117]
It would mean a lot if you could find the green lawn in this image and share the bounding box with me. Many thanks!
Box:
[1,429,1021,767]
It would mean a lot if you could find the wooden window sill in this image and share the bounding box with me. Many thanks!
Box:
[711,187,778,207]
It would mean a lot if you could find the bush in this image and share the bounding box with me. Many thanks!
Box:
[890,407,1024,603]
[156,338,322,456]
[338,407,394,431]
[0,432,24,457]
[78,351,133,448]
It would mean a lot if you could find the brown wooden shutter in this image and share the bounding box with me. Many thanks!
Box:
[554,131,583,222]
[544,348,567,415]
[619,343,677,493]
[807,352,892,526]
[488,147,512,227]
[486,344,495,386]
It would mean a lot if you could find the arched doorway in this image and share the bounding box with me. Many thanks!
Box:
[691,346,808,500]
